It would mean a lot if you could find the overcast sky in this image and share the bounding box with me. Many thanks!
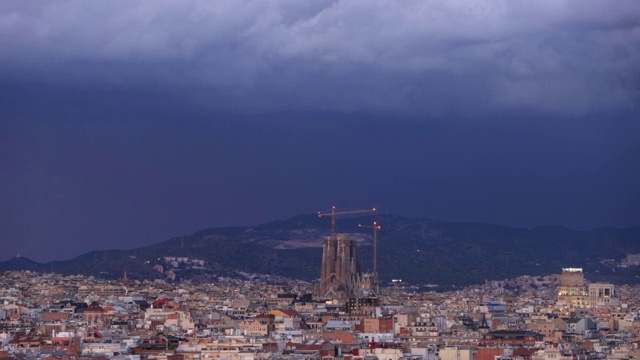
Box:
[2,0,639,262]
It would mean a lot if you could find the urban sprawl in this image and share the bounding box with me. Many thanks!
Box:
[1,236,639,360]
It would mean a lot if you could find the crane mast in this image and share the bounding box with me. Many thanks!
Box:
[359,221,381,294]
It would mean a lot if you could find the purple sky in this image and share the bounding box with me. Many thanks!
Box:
[1,1,639,261]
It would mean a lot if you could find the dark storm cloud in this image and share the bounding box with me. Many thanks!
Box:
[2,1,640,263]
[1,0,639,115]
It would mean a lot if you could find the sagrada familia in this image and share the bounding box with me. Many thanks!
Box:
[315,234,378,300]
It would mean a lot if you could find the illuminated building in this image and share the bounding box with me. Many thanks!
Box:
[557,268,587,309]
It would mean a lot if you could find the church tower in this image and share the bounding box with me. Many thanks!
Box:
[316,234,363,300]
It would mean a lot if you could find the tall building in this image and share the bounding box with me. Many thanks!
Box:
[316,234,368,300]
[557,268,587,309]
[588,283,618,307]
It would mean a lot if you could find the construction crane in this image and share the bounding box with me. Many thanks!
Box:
[359,221,381,293]
[318,206,376,233]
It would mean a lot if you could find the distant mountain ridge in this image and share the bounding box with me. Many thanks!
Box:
[1,214,639,288]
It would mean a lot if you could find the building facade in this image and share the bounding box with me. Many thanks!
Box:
[316,234,366,300]
[557,268,587,309]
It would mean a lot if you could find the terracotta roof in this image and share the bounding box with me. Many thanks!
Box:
[153,298,169,307]
[275,309,301,318]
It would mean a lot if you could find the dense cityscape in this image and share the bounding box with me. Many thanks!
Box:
[3,1,639,360]
[1,232,639,360]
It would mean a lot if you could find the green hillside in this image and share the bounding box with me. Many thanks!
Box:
[1,214,639,287]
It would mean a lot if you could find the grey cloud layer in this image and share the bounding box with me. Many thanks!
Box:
[1,0,639,115]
